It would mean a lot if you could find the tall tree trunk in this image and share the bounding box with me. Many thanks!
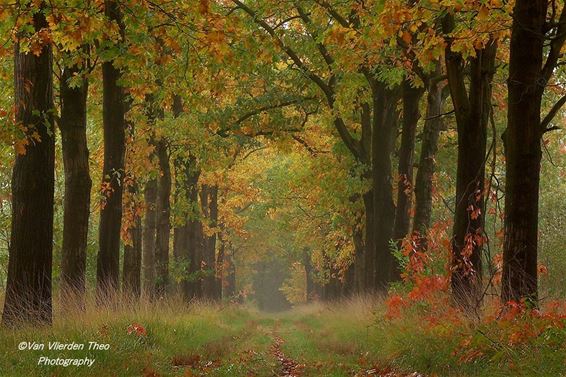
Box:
[502,0,563,303]
[171,94,186,296]
[372,84,401,288]
[191,211,205,299]
[214,235,225,300]
[302,250,314,302]
[154,139,171,296]
[142,179,157,296]
[359,103,372,292]
[342,263,355,296]
[2,5,55,326]
[122,198,142,299]
[413,70,446,250]
[59,64,91,307]
[444,14,497,307]
[180,159,201,300]
[97,0,126,300]
[393,81,424,244]
[200,185,218,300]
[362,190,375,290]
[224,250,236,299]
[173,223,188,295]
[352,218,365,294]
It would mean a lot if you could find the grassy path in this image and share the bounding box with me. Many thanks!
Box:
[1,299,564,376]
[0,300,410,377]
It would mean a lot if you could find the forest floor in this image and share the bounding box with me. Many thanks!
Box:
[0,296,564,377]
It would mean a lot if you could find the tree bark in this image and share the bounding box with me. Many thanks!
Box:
[122,196,142,299]
[352,216,365,294]
[413,69,446,250]
[176,158,201,300]
[502,0,559,303]
[154,139,171,297]
[362,190,375,290]
[393,80,424,244]
[2,5,55,326]
[444,13,497,307]
[59,64,91,306]
[200,185,218,300]
[214,236,225,300]
[97,0,126,301]
[302,250,314,302]
[372,84,401,288]
[359,103,373,292]
[224,250,236,299]
[142,179,157,296]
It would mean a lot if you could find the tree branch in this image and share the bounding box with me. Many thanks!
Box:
[541,94,566,132]
[541,7,566,86]
[232,0,362,159]
[232,0,332,99]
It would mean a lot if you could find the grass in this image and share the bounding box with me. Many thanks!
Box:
[0,295,565,376]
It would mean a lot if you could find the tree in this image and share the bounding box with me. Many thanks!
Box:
[200,185,219,299]
[502,1,566,303]
[413,67,447,251]
[443,13,497,308]
[142,179,157,296]
[59,59,91,306]
[154,137,171,296]
[393,81,424,246]
[371,84,401,286]
[97,0,127,300]
[2,3,55,326]
[122,123,143,299]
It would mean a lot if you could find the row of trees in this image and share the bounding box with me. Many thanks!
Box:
[229,0,566,308]
[1,0,565,326]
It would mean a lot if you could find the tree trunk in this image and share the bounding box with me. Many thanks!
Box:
[154,139,171,297]
[413,69,446,250]
[302,251,314,302]
[358,103,372,292]
[59,64,91,307]
[97,0,126,301]
[352,218,365,294]
[502,0,550,303]
[142,179,157,296]
[214,236,225,300]
[180,159,201,300]
[342,263,355,296]
[171,94,186,296]
[393,81,424,245]
[225,251,236,299]
[122,199,142,299]
[444,14,497,307]
[192,213,205,299]
[362,190,375,290]
[2,5,55,326]
[372,84,401,288]
[200,186,218,300]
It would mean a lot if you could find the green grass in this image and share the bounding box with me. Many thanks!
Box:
[1,296,565,376]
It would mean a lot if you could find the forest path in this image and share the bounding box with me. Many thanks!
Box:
[250,309,423,377]
[268,319,305,376]
[0,303,422,377]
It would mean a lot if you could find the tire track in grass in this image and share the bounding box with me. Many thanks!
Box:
[270,319,305,377]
